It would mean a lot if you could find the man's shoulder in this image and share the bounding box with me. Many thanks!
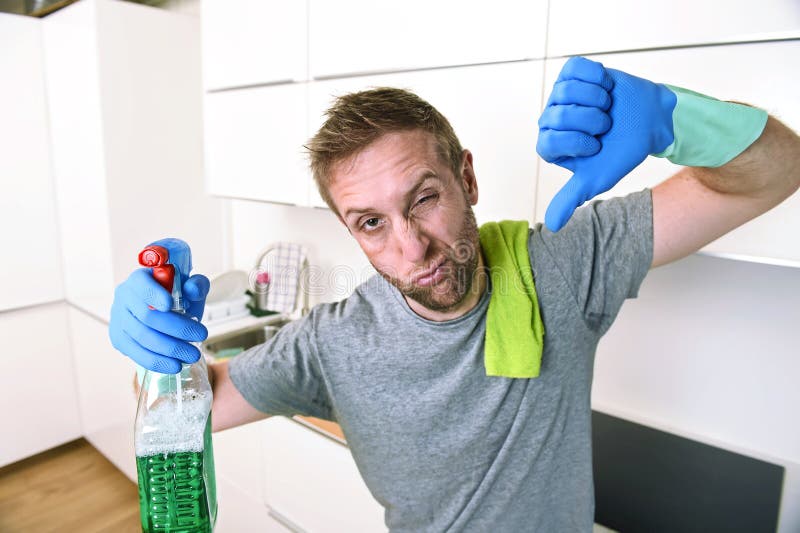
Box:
[525,188,653,289]
[528,188,653,251]
[307,272,395,328]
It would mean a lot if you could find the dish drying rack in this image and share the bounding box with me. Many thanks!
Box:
[248,241,310,318]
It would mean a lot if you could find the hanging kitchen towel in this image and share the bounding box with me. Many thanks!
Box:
[258,242,308,313]
[478,220,545,378]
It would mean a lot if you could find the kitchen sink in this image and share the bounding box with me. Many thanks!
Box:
[203,317,292,359]
[202,316,348,445]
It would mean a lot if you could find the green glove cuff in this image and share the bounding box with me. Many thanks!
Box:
[654,84,768,168]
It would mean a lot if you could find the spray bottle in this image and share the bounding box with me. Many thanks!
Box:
[134,239,218,532]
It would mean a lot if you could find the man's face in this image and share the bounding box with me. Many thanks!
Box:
[328,129,482,313]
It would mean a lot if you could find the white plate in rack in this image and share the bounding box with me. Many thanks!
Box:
[205,270,250,324]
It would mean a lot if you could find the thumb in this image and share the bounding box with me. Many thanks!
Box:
[544,172,593,232]
[183,274,210,302]
[183,274,210,322]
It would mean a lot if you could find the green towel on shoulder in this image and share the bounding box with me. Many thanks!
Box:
[478,220,545,378]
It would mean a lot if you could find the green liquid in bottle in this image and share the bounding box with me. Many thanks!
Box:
[136,450,212,533]
[202,416,218,523]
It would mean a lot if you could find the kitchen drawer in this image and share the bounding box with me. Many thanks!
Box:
[547,0,800,57]
[202,0,307,91]
[204,83,311,206]
[309,0,546,79]
[0,303,81,467]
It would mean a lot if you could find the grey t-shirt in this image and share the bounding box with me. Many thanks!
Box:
[229,188,653,532]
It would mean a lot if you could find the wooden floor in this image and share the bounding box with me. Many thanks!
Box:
[0,439,141,532]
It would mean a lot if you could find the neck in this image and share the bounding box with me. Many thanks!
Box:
[405,251,488,322]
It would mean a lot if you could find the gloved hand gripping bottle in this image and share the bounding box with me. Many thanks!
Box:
[134,241,218,532]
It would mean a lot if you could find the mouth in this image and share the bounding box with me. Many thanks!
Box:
[412,257,447,287]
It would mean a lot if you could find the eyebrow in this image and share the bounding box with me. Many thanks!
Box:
[344,172,440,221]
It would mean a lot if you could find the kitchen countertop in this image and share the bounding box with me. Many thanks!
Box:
[205,311,288,339]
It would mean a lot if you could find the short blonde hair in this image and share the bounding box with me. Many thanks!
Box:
[305,87,463,214]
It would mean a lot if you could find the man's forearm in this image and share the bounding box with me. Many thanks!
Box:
[689,115,800,207]
[650,113,800,268]
[208,360,270,432]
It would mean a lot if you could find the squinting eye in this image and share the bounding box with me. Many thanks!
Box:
[417,193,437,206]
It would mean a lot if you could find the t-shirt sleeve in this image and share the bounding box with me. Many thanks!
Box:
[227,313,334,421]
[534,188,654,336]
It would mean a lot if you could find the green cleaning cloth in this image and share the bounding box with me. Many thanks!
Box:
[478,220,545,378]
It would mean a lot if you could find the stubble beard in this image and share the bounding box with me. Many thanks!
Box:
[376,205,481,313]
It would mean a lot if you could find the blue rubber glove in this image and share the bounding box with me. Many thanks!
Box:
[108,253,210,374]
[537,56,676,232]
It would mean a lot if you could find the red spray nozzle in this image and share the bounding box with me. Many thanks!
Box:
[139,245,176,295]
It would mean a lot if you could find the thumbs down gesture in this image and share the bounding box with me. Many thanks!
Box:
[537,56,676,232]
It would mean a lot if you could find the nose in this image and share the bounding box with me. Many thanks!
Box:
[395,220,430,266]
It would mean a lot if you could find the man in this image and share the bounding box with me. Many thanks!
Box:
[110,57,800,531]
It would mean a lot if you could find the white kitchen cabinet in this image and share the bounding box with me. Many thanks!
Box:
[214,419,296,532]
[67,306,138,481]
[262,417,386,532]
[202,0,307,91]
[0,14,63,311]
[43,0,225,322]
[213,419,267,504]
[204,83,311,205]
[0,303,81,467]
[42,0,115,321]
[547,0,800,57]
[215,475,289,532]
[308,61,543,224]
[535,41,800,266]
[308,0,547,79]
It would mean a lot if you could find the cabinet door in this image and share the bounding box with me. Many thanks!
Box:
[202,0,307,91]
[215,475,287,532]
[213,419,266,503]
[308,61,543,224]
[0,15,63,311]
[262,417,386,532]
[309,0,546,78]
[548,0,800,57]
[204,83,310,206]
[0,304,80,467]
[67,306,137,481]
[43,1,118,321]
[535,41,800,265]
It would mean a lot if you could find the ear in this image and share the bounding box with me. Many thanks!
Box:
[459,149,479,206]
